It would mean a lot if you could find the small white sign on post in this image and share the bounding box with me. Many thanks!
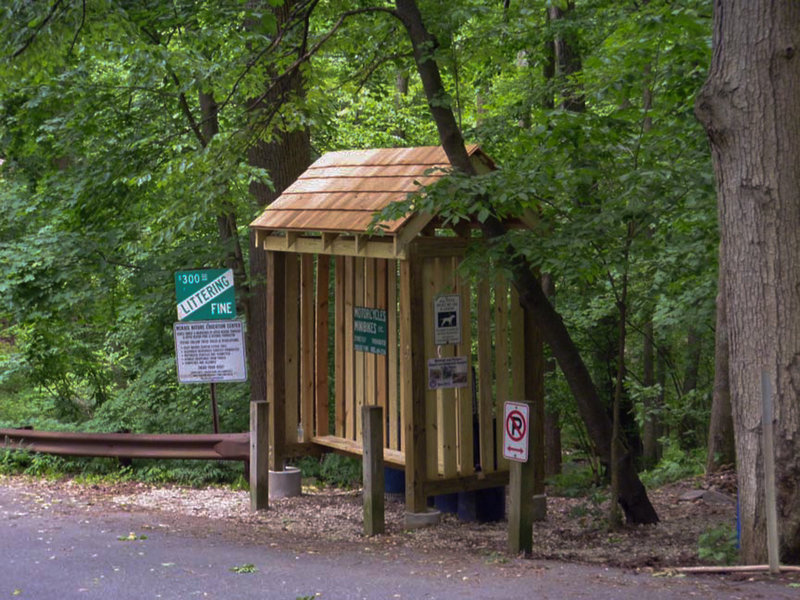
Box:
[503,401,530,462]
[434,294,461,345]
[173,320,247,383]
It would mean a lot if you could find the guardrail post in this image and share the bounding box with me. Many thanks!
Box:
[362,405,385,535]
[250,401,269,511]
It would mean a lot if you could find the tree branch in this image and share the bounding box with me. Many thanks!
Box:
[12,0,65,58]
[68,0,86,55]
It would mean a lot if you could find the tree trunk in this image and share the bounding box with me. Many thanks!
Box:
[678,325,703,449]
[245,0,312,406]
[198,90,249,317]
[707,263,735,472]
[695,1,800,563]
[395,0,658,524]
[542,274,562,477]
[547,1,584,113]
[641,319,662,468]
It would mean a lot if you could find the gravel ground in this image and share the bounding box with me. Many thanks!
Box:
[0,469,748,571]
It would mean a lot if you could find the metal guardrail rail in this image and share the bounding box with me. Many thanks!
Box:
[0,428,250,462]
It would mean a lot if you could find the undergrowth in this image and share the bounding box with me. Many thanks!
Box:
[292,454,362,488]
[0,448,246,487]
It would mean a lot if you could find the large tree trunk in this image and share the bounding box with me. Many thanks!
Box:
[246,0,312,406]
[395,0,658,524]
[542,275,562,477]
[695,1,800,563]
[706,264,735,472]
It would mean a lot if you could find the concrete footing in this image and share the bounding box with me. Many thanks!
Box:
[404,508,441,530]
[269,466,301,499]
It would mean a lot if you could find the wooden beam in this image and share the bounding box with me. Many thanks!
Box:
[456,268,474,476]
[424,470,510,497]
[387,260,400,451]
[312,435,405,469]
[400,255,428,513]
[300,254,315,442]
[494,275,510,472]
[422,258,438,480]
[376,259,389,443]
[477,278,494,473]
[322,231,338,251]
[354,257,366,439]
[344,257,356,440]
[266,251,286,471]
[285,255,300,444]
[315,255,331,436]
[249,400,269,511]
[362,405,385,536]
[395,211,434,252]
[334,256,346,437]
[261,235,406,260]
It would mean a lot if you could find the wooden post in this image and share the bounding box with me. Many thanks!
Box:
[362,405,385,535]
[508,399,535,555]
[250,400,269,511]
[400,257,427,513]
[266,251,286,471]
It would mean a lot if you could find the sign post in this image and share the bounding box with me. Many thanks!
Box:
[506,400,534,555]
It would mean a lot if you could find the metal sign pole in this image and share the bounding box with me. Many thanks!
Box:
[210,382,220,434]
[760,370,780,574]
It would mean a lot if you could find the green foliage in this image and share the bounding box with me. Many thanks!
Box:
[0,448,68,478]
[698,524,738,565]
[293,453,362,489]
[547,460,601,498]
[0,448,243,486]
[0,0,718,488]
[640,444,706,488]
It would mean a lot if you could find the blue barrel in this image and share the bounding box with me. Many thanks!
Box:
[384,467,405,494]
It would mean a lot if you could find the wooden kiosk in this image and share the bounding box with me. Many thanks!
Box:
[250,146,543,519]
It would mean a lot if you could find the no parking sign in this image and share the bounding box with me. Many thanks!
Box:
[503,401,530,462]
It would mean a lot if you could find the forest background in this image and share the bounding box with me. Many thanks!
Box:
[0,0,727,550]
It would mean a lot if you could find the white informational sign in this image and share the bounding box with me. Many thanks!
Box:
[427,356,469,390]
[434,294,461,345]
[503,401,530,462]
[173,320,247,384]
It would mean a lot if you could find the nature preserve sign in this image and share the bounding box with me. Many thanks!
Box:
[175,268,236,321]
[353,306,388,355]
[173,320,247,383]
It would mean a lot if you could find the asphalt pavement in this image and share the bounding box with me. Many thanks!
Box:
[1,483,796,600]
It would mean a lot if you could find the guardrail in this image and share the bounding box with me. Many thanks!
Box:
[0,428,250,462]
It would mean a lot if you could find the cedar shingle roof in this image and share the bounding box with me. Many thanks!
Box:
[250,145,494,236]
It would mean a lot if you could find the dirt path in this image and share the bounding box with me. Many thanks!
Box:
[1,474,798,599]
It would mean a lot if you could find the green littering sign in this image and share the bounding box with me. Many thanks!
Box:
[175,269,236,321]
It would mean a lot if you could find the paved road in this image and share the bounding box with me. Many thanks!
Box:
[1,484,795,600]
